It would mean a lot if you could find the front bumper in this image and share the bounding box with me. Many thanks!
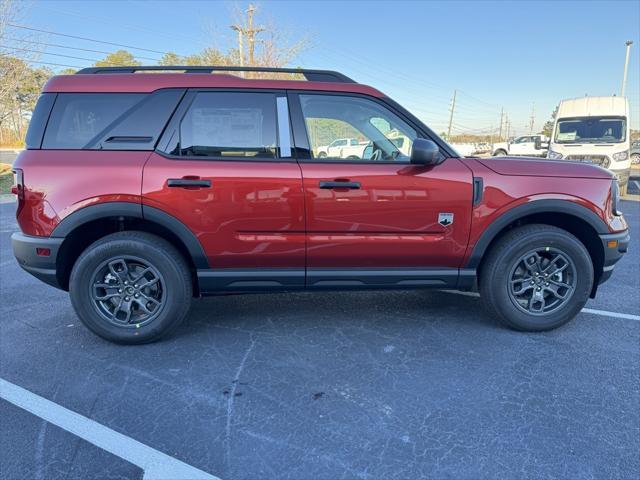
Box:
[597,229,630,285]
[12,232,63,289]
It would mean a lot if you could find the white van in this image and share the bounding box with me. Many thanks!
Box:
[548,96,631,191]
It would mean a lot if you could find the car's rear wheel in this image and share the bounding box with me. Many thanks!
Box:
[479,224,593,331]
[494,149,507,157]
[70,231,192,344]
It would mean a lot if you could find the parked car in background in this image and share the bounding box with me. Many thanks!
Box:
[631,139,640,165]
[317,138,363,158]
[492,135,549,157]
[547,96,631,192]
[11,65,629,343]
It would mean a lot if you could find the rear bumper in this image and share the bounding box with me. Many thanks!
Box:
[11,232,63,289]
[598,229,630,285]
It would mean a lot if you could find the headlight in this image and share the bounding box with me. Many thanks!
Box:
[612,150,629,161]
[548,150,563,159]
[611,180,622,216]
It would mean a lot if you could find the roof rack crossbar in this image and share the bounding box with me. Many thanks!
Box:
[74,65,355,83]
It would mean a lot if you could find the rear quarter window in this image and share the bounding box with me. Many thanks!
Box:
[42,93,145,149]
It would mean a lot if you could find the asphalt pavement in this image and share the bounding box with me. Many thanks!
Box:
[0,199,638,480]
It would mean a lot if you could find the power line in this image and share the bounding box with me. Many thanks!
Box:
[4,37,160,62]
[22,59,83,69]
[6,23,170,55]
[1,45,104,65]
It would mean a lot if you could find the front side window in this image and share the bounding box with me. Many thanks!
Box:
[177,92,278,158]
[299,94,418,161]
[554,117,626,144]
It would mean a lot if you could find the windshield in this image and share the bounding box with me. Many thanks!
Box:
[554,116,626,144]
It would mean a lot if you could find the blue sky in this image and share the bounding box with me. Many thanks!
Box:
[11,0,640,134]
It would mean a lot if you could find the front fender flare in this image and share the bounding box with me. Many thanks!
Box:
[465,199,609,269]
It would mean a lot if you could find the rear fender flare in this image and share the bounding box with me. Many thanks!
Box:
[51,201,209,269]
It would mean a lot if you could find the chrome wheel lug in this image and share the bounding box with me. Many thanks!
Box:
[134,284,138,288]
[125,296,130,301]
[118,289,123,293]
[134,293,139,298]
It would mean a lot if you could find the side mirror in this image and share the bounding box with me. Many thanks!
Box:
[410,138,440,165]
[534,137,542,150]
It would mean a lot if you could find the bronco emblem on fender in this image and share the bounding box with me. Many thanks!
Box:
[438,213,454,226]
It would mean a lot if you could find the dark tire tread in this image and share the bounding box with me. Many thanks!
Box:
[479,224,593,331]
[69,231,192,344]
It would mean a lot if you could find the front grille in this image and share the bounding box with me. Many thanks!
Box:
[565,155,610,167]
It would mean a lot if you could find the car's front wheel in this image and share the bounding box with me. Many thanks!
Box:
[479,224,593,331]
[69,231,192,344]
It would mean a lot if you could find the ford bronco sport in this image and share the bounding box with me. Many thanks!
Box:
[11,66,630,344]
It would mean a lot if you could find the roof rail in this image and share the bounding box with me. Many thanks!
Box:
[74,65,356,83]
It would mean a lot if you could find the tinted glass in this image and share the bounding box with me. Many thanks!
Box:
[25,93,56,149]
[43,93,145,149]
[299,94,418,161]
[87,89,185,150]
[178,92,278,158]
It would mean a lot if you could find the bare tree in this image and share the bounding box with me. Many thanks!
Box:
[0,0,46,145]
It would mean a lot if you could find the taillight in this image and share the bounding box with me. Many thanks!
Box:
[12,168,25,214]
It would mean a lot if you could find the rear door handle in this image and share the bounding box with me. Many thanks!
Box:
[318,181,361,189]
[167,178,211,188]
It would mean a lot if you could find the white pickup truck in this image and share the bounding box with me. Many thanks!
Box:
[492,135,549,157]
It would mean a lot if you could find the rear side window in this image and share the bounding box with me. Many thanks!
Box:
[43,93,145,149]
[176,92,278,158]
[25,93,56,149]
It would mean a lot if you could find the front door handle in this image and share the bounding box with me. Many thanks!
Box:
[318,180,361,189]
[167,178,211,188]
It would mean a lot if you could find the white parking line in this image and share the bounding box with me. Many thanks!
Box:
[0,378,221,480]
[581,308,640,321]
[441,290,640,321]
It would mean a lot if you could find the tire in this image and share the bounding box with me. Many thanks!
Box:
[317,152,327,158]
[479,224,593,331]
[494,149,508,157]
[69,231,192,344]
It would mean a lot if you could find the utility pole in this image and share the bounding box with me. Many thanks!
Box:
[498,107,504,141]
[529,103,535,134]
[621,40,633,97]
[230,4,264,69]
[246,4,264,66]
[446,89,457,140]
[505,115,511,140]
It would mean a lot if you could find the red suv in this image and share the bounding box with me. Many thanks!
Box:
[12,66,629,343]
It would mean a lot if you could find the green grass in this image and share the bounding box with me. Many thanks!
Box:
[0,173,13,194]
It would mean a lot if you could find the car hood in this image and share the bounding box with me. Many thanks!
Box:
[477,156,613,179]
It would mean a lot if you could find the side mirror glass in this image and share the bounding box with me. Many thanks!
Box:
[410,138,440,165]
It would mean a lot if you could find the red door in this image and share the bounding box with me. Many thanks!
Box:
[292,92,473,270]
[143,90,305,277]
[143,153,305,269]
[300,159,473,268]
